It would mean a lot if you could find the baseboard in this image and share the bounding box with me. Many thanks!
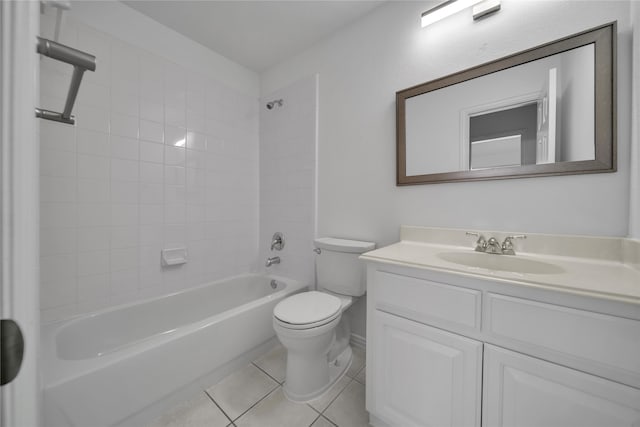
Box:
[350,333,366,350]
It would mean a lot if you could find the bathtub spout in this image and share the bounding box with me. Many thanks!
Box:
[266,256,280,267]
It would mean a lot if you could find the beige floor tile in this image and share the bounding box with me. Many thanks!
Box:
[235,387,319,427]
[310,415,336,427]
[252,343,287,383]
[346,346,366,379]
[146,392,230,427]
[206,363,279,421]
[324,380,370,427]
[307,375,351,413]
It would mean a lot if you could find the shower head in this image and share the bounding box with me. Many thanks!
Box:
[266,99,283,110]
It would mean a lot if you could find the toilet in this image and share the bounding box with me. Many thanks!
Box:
[273,237,375,402]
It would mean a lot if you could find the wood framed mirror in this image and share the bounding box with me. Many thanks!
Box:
[396,22,616,185]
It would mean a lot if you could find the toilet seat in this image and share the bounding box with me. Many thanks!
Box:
[274,291,342,330]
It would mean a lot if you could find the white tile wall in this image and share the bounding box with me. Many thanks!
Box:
[39,12,259,322]
[259,76,318,285]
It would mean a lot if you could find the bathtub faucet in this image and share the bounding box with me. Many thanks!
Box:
[265,256,280,267]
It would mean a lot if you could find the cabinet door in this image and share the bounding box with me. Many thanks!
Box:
[372,310,482,427]
[483,344,640,427]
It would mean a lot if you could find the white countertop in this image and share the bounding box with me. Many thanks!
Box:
[361,226,640,304]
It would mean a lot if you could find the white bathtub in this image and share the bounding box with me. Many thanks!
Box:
[41,273,306,427]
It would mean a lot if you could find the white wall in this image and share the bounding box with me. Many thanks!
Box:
[630,1,640,239]
[258,76,318,285]
[39,2,260,321]
[261,0,634,337]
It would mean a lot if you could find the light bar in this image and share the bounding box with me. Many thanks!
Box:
[421,0,484,27]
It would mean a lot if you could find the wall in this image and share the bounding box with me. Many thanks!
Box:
[630,1,640,239]
[258,76,318,285]
[261,0,634,338]
[39,2,260,321]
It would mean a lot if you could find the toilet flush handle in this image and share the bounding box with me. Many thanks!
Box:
[313,248,321,254]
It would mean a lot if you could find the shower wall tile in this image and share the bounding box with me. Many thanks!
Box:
[40,177,77,203]
[259,76,317,285]
[74,104,110,133]
[140,119,164,143]
[110,135,139,160]
[78,179,110,203]
[110,112,139,139]
[39,12,259,322]
[77,128,109,156]
[77,154,109,180]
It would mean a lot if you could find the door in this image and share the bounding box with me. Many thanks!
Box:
[483,345,640,427]
[1,1,41,426]
[536,67,558,164]
[372,310,482,427]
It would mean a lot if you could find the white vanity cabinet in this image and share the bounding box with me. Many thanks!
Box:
[365,264,640,427]
[372,310,482,427]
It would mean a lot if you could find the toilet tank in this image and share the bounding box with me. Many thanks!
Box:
[314,237,376,296]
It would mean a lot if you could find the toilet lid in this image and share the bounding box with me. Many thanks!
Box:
[274,291,342,325]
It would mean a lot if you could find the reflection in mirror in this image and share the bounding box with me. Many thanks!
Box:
[397,22,615,185]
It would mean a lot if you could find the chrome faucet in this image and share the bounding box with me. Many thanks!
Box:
[466,232,487,252]
[501,235,527,255]
[265,256,280,267]
[467,232,526,255]
[270,232,285,251]
[485,237,503,254]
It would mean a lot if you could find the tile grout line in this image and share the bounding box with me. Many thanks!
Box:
[203,389,234,425]
[309,413,323,427]
[251,360,284,385]
[223,382,282,424]
[351,364,366,385]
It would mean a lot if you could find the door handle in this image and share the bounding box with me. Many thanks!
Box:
[1,319,24,386]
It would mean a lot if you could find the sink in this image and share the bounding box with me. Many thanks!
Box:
[437,251,564,275]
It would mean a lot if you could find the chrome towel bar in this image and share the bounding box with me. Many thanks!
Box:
[35,37,96,125]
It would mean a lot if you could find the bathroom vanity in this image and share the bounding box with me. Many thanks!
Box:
[362,226,640,427]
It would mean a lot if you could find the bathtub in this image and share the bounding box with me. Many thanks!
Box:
[41,273,306,427]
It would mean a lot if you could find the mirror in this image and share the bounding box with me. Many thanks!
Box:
[397,22,616,185]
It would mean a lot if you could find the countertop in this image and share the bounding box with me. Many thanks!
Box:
[361,226,640,304]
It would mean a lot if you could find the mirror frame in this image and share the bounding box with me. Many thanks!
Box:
[396,22,616,185]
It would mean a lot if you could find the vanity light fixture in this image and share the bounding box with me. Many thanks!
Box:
[472,0,501,20]
[421,0,500,27]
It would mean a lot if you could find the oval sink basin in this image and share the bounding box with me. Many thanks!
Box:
[437,251,564,275]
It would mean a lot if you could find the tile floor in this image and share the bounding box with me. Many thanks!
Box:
[147,344,369,427]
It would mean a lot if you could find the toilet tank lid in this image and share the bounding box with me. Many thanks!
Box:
[314,237,376,253]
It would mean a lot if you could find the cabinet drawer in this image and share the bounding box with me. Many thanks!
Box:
[485,293,640,380]
[374,271,481,332]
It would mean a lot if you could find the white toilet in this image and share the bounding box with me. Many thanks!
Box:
[273,237,375,402]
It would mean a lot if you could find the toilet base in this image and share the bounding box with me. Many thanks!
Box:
[283,345,353,403]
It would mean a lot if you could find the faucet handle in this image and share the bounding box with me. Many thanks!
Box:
[501,235,527,255]
[270,232,285,251]
[466,231,487,252]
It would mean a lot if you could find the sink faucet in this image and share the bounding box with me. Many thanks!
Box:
[485,237,502,254]
[265,256,280,267]
[467,232,527,255]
